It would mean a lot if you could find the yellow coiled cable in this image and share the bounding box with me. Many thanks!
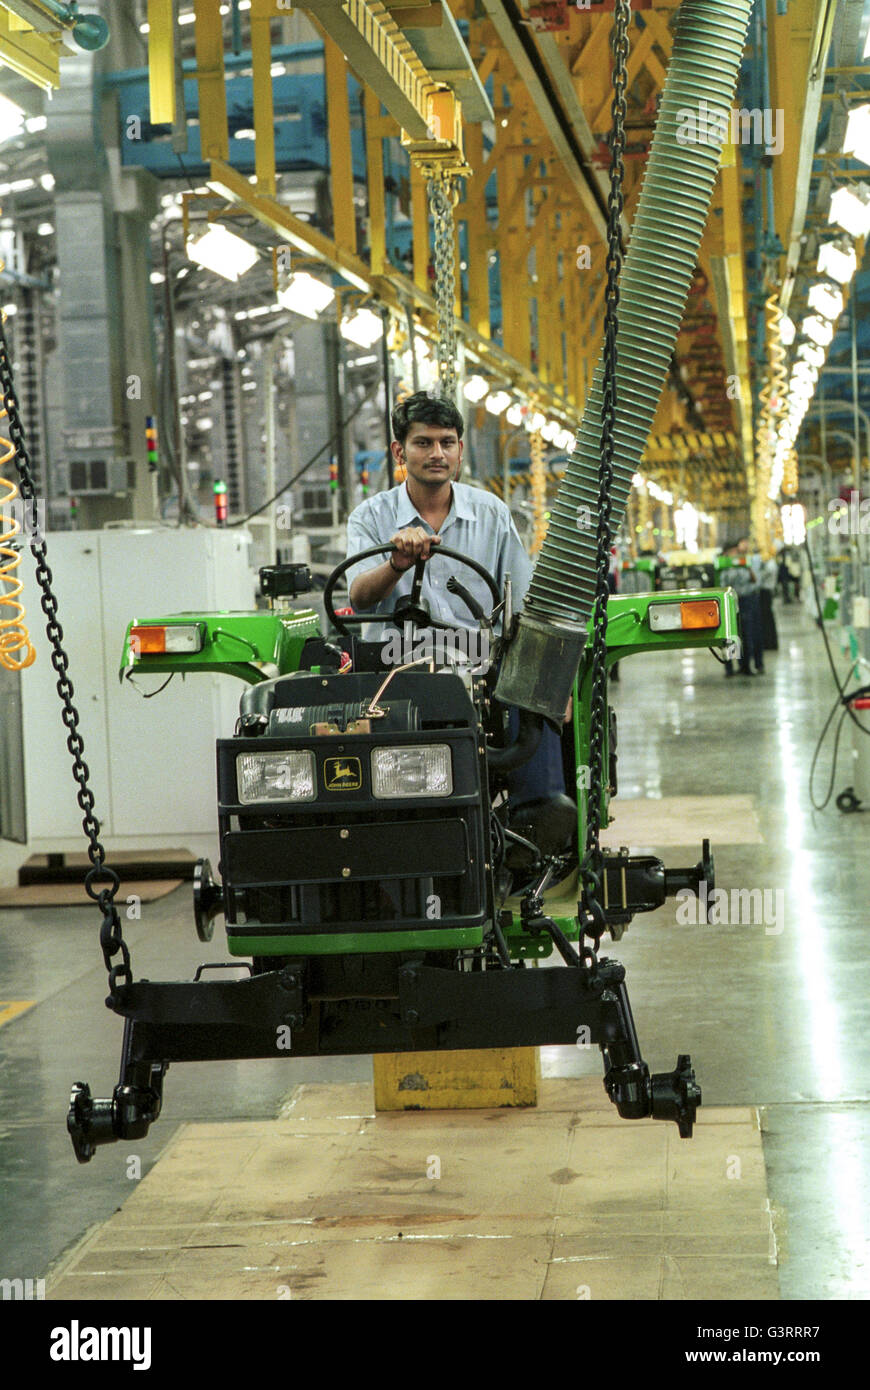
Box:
[753,295,785,558]
[0,296,36,670]
[529,427,546,555]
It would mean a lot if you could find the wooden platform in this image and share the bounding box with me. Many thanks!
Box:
[48,1079,779,1301]
[0,879,183,908]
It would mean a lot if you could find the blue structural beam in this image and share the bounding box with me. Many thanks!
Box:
[106,43,360,179]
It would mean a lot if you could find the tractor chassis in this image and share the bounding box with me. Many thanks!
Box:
[67,951,701,1162]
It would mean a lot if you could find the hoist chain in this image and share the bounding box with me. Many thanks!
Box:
[427,171,460,403]
[0,318,130,993]
[580,0,630,938]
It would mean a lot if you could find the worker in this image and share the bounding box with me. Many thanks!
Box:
[345,389,574,852]
[722,538,764,676]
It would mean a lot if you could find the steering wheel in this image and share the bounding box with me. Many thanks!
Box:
[323,543,502,640]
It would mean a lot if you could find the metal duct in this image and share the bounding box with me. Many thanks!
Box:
[496,0,754,721]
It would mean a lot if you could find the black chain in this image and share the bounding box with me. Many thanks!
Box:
[0,318,130,992]
[580,0,630,937]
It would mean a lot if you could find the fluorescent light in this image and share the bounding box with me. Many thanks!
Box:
[340,307,383,348]
[37,222,53,236]
[779,314,796,346]
[0,94,24,145]
[807,282,843,320]
[843,104,870,167]
[150,271,165,285]
[797,341,825,368]
[2,302,16,316]
[829,184,870,238]
[187,224,258,281]
[485,390,511,415]
[24,115,47,134]
[801,314,834,347]
[817,241,857,286]
[234,129,256,141]
[792,356,818,377]
[781,503,806,545]
[277,272,334,320]
[39,172,54,191]
[555,428,574,451]
[528,411,545,433]
[463,374,489,402]
[506,403,523,427]
[541,420,559,443]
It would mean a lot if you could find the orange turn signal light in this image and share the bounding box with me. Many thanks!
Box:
[679,599,720,629]
[130,625,166,654]
[129,623,205,656]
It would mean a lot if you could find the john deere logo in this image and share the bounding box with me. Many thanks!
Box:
[324,757,362,791]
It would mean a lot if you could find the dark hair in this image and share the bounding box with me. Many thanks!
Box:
[391,391,464,446]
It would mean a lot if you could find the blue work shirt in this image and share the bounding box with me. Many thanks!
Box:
[345,480,533,638]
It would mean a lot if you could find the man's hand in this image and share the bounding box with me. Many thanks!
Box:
[348,529,440,610]
[389,526,441,572]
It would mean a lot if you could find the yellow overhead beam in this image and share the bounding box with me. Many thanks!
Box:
[323,35,357,252]
[147,0,176,125]
[364,88,386,276]
[193,0,228,162]
[300,0,436,139]
[250,0,276,195]
[0,4,63,88]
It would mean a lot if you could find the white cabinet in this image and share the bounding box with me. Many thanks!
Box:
[18,528,255,850]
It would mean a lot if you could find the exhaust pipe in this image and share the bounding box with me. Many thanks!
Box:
[497,0,754,721]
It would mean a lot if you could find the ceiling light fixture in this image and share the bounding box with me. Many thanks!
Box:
[843,103,870,167]
[463,374,489,403]
[817,240,857,285]
[484,390,511,415]
[276,272,335,320]
[801,314,834,347]
[828,183,870,238]
[807,282,844,320]
[339,307,383,348]
[186,224,258,281]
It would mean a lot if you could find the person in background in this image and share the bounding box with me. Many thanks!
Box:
[722,539,764,676]
[759,550,779,654]
[785,546,802,603]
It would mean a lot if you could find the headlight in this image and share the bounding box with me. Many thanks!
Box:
[371,745,453,798]
[237,751,316,804]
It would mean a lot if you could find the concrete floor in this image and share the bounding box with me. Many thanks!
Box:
[1,603,868,1298]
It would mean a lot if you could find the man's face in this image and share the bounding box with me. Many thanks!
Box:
[392,422,463,485]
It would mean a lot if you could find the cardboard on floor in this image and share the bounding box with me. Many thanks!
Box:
[48,1078,779,1301]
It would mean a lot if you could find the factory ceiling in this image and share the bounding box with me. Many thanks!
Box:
[0,0,866,534]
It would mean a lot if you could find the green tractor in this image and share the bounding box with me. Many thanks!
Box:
[67,548,737,1161]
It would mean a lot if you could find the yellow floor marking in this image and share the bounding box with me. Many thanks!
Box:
[0,1000,35,1027]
